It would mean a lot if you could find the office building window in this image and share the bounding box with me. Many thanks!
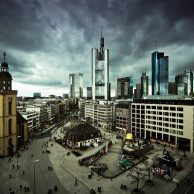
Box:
[170,107,176,111]
[179,113,183,117]
[177,107,183,111]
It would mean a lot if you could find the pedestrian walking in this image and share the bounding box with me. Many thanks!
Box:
[54,185,58,192]
[9,174,11,179]
[12,164,15,169]
[23,170,25,175]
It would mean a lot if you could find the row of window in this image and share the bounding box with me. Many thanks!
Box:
[132,127,184,136]
[132,105,183,112]
[132,122,183,129]
[132,112,183,118]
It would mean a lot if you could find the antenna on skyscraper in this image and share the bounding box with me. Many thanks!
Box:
[154,40,158,51]
[101,25,103,37]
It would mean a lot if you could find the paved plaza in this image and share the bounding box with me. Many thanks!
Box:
[1,123,194,194]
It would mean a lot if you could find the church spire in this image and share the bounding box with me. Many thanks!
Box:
[3,51,6,62]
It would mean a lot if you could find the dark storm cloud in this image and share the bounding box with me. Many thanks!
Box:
[0,0,45,52]
[0,0,194,95]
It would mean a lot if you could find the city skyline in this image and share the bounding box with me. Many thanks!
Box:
[0,0,194,96]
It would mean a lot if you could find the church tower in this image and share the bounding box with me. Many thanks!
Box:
[0,52,17,156]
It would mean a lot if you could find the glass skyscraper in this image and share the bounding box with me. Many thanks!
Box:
[92,32,110,100]
[69,73,83,98]
[140,72,149,96]
[117,76,133,99]
[152,51,169,95]
[175,70,193,96]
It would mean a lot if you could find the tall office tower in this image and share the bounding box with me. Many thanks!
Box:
[140,72,149,96]
[175,70,193,96]
[86,87,92,100]
[0,52,17,156]
[152,51,169,95]
[69,73,83,98]
[117,76,133,99]
[168,82,177,95]
[92,32,110,100]
[134,84,141,99]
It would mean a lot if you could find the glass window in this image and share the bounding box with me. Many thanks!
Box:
[177,107,183,111]
[171,113,176,117]
[170,107,176,111]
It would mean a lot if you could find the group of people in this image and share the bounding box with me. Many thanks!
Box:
[48,185,58,193]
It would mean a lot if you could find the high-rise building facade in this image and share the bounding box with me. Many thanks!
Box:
[141,72,149,96]
[134,84,141,99]
[86,87,92,100]
[131,99,194,152]
[168,82,177,95]
[69,73,83,98]
[0,52,17,156]
[92,33,110,100]
[117,76,133,99]
[152,51,169,95]
[175,70,193,96]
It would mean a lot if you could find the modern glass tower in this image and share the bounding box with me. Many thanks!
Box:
[152,51,169,95]
[92,32,110,100]
[69,73,83,98]
[175,70,193,96]
[117,76,133,99]
[140,72,149,96]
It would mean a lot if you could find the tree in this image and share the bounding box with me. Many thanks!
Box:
[143,160,154,183]
[128,166,143,193]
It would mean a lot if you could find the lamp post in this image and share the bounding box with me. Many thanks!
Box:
[33,159,39,194]
[16,135,21,168]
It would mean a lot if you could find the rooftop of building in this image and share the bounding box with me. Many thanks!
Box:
[17,111,27,123]
[20,111,39,115]
[66,123,100,139]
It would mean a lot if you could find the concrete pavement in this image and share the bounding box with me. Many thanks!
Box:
[0,137,68,194]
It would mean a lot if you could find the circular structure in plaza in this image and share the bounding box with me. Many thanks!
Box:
[65,123,102,148]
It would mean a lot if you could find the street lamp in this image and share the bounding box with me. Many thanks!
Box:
[16,135,21,168]
[33,159,40,194]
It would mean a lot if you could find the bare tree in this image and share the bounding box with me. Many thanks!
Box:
[128,166,143,193]
[143,160,154,183]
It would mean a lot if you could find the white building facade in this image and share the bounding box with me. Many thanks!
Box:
[20,111,40,132]
[131,99,194,152]
[85,101,115,128]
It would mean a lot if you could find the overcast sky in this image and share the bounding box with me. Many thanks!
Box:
[0,0,194,97]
